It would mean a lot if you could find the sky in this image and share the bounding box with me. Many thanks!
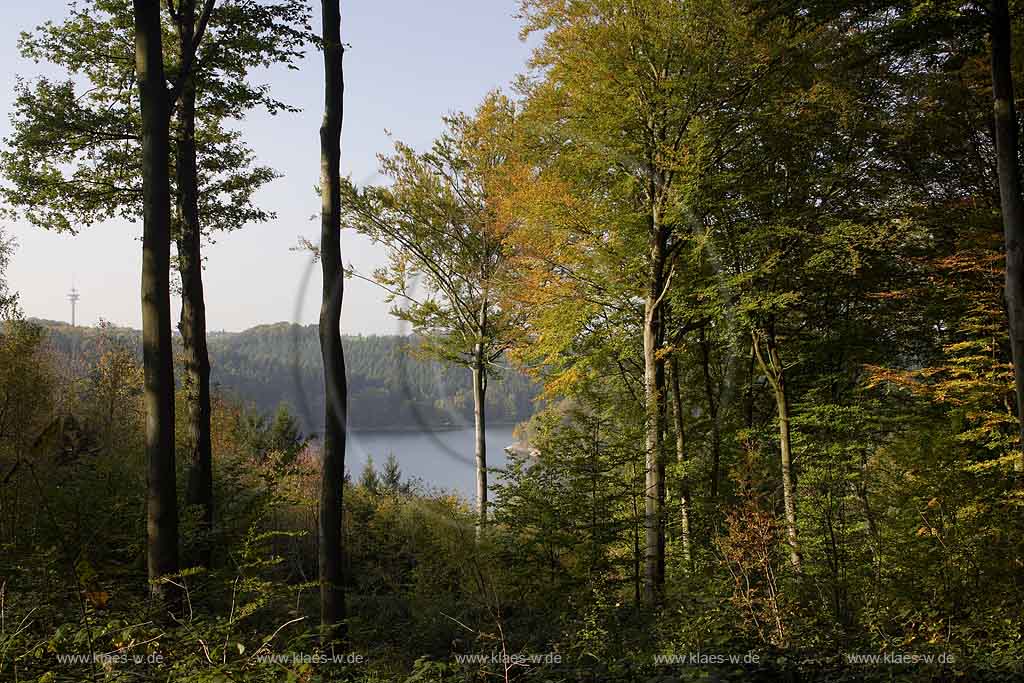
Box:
[1,1,535,334]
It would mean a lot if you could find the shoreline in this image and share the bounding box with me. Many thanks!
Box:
[321,422,522,436]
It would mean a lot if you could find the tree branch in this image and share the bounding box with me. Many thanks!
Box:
[167,0,217,109]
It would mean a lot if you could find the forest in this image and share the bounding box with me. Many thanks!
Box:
[29,319,537,432]
[1,0,1024,682]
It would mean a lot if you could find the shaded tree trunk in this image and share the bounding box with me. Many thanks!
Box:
[642,218,668,605]
[752,326,802,573]
[588,418,600,579]
[745,342,756,429]
[318,0,347,646]
[669,355,692,569]
[132,0,178,605]
[991,0,1024,469]
[854,449,881,574]
[631,459,642,608]
[174,0,213,570]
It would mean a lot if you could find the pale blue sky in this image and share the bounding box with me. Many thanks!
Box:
[2,1,533,333]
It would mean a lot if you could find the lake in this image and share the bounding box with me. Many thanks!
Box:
[346,426,517,499]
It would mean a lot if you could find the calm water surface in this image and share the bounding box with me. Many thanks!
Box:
[346,426,516,499]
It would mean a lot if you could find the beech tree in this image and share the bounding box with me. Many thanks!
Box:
[516,0,773,603]
[340,94,521,532]
[171,0,217,568]
[317,0,347,645]
[2,0,310,567]
[132,0,178,605]
[989,0,1024,462]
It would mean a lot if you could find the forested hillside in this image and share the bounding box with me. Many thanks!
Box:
[32,319,537,431]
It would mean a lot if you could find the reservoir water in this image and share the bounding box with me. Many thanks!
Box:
[345,426,516,499]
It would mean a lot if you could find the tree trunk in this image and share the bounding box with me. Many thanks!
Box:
[991,0,1024,469]
[855,450,881,574]
[318,0,347,646]
[589,419,599,579]
[631,460,642,608]
[132,0,179,605]
[752,327,802,573]
[642,221,667,605]
[669,355,692,569]
[745,342,756,429]
[700,325,721,500]
[776,377,801,573]
[472,337,488,533]
[174,0,213,570]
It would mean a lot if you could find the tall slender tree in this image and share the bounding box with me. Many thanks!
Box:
[172,0,215,569]
[751,323,801,572]
[517,0,771,604]
[132,0,178,605]
[2,0,310,569]
[990,0,1024,465]
[318,0,347,645]
[668,354,693,567]
[339,95,520,533]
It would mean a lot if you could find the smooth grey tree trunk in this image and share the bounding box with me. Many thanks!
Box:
[132,0,179,606]
[991,0,1024,470]
[472,339,488,533]
[174,0,214,570]
[669,355,692,568]
[753,327,802,573]
[773,373,801,573]
[318,0,347,646]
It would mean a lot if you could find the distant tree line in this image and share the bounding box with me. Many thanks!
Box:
[30,319,538,433]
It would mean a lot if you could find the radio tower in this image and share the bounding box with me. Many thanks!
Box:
[68,285,80,327]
